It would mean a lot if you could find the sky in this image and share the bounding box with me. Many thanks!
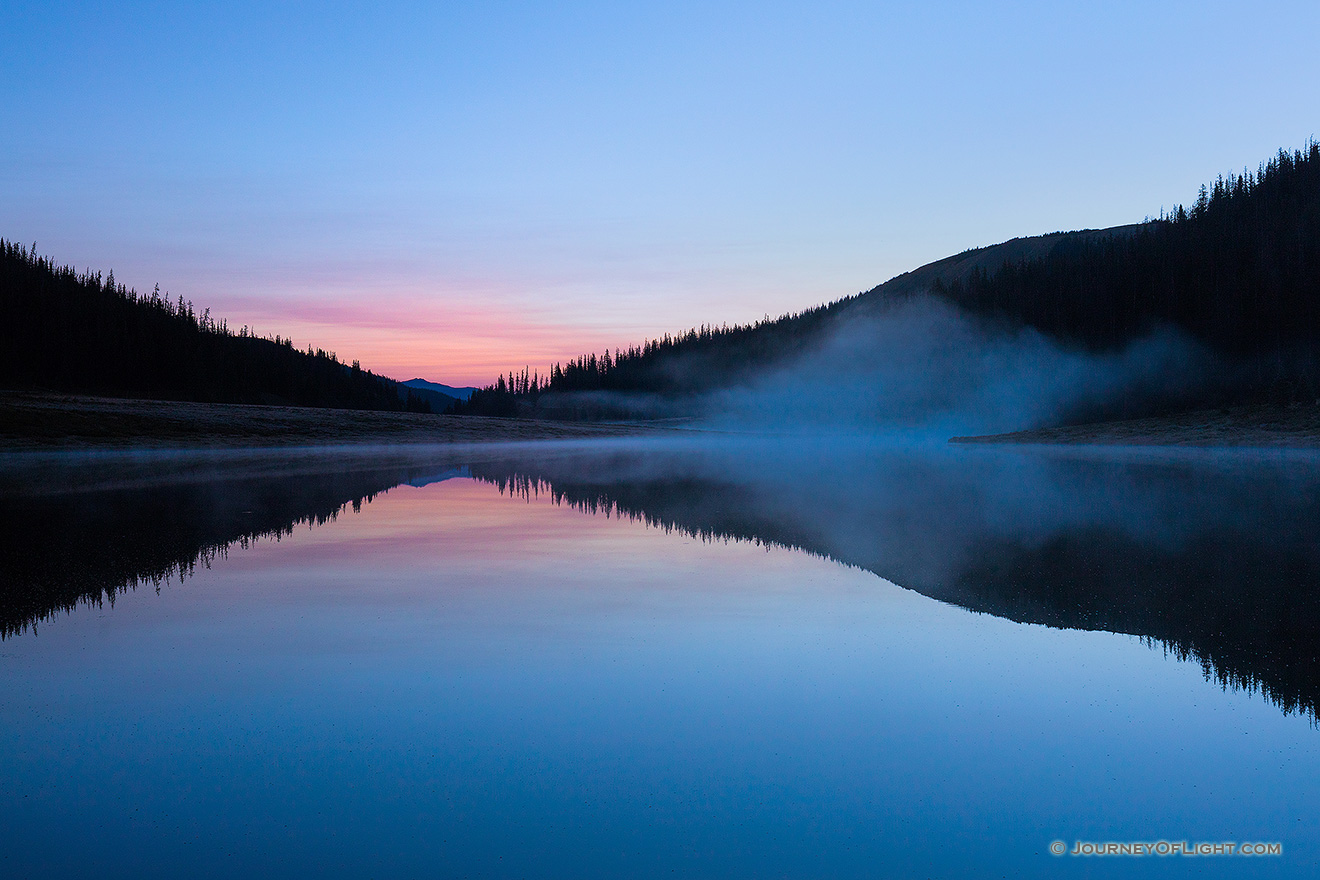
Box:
[3,1,1319,386]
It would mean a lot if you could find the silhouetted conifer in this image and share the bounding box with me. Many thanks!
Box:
[0,242,427,412]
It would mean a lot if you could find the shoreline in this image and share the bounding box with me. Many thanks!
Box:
[0,391,667,452]
[950,402,1320,448]
[8,393,1320,453]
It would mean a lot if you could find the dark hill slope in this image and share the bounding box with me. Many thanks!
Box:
[452,224,1151,417]
[459,142,1320,416]
[923,145,1320,355]
[859,224,1143,302]
[0,240,430,412]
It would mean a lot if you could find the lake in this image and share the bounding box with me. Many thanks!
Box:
[2,438,1318,877]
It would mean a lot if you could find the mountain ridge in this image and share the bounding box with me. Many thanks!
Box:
[456,141,1320,420]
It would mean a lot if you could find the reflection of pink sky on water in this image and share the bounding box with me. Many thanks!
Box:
[5,469,1320,877]
[220,476,909,618]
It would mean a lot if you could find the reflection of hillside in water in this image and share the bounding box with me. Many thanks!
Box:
[467,443,1320,721]
[5,441,1320,721]
[0,452,470,638]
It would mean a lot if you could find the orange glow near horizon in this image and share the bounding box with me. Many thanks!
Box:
[208,291,706,388]
[158,240,862,388]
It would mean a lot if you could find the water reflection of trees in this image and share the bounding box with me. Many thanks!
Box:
[6,446,1320,723]
[471,451,1320,722]
[0,459,454,638]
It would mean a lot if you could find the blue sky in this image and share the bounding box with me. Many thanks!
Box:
[3,0,1318,382]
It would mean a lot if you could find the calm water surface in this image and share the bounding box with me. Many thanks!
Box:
[2,440,1318,877]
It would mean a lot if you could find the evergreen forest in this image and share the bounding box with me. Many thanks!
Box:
[0,240,432,412]
[457,142,1320,417]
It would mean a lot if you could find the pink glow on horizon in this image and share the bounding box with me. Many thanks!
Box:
[206,291,703,387]
[139,243,856,387]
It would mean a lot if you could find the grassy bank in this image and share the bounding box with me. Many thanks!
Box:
[950,402,1320,448]
[0,392,664,451]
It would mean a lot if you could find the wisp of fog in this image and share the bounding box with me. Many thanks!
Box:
[702,296,1214,437]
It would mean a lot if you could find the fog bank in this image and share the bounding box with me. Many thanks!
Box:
[702,296,1215,436]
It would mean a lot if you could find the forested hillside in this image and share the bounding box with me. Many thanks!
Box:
[0,240,430,412]
[458,142,1320,417]
[9,141,1316,421]
[452,301,854,417]
[929,143,1320,353]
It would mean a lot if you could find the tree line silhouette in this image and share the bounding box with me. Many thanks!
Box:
[450,302,859,417]
[457,141,1320,417]
[930,142,1320,392]
[0,239,433,412]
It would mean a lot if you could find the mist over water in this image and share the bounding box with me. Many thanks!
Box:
[534,295,1219,434]
[8,437,1319,718]
[4,439,1320,876]
[463,437,1320,718]
[702,296,1215,436]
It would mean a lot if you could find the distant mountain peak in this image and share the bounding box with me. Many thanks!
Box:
[401,378,476,401]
